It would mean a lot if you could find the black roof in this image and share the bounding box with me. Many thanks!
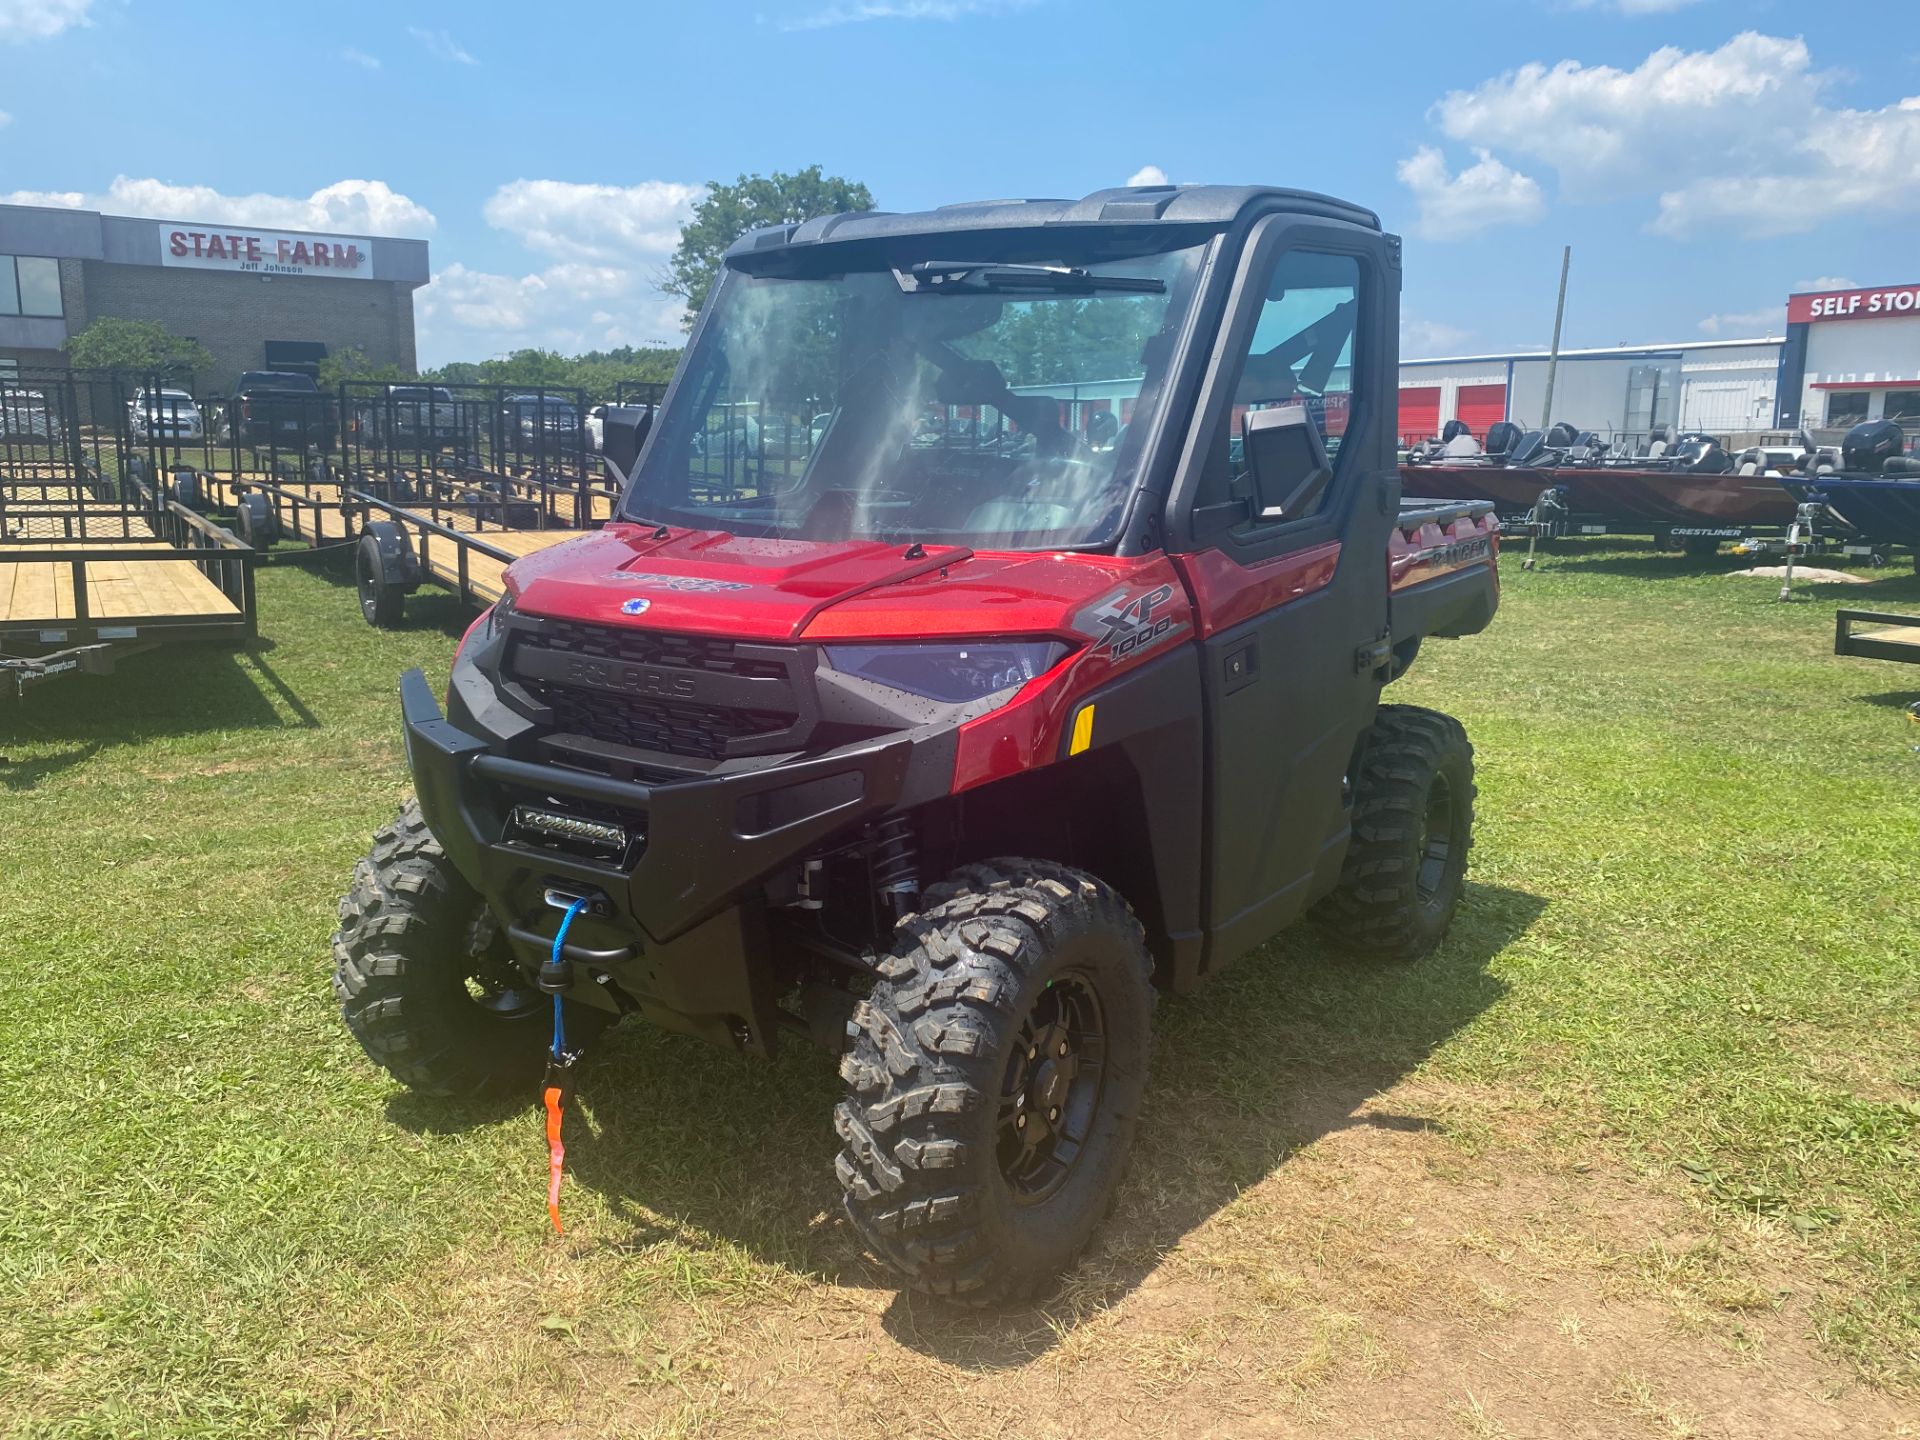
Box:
[723,184,1380,264]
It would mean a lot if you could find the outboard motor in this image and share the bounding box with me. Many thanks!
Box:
[1484,420,1522,458]
[1674,434,1731,474]
[1508,430,1549,466]
[1441,419,1470,443]
[1544,421,1579,449]
[1841,418,1905,474]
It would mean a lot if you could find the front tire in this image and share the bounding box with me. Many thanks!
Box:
[1316,705,1476,961]
[836,860,1155,1306]
[332,799,608,1097]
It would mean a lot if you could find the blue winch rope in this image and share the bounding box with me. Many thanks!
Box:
[550,897,590,1059]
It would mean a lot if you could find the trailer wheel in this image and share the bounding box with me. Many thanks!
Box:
[355,528,409,628]
[837,860,1154,1306]
[235,492,280,548]
[171,470,202,509]
[1682,536,1722,558]
[333,798,611,1098]
[1315,705,1475,962]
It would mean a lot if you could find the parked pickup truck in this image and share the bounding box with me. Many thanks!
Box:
[218,370,338,452]
[356,384,461,451]
[334,183,1500,1306]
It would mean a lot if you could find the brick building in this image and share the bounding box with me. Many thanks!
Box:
[0,202,429,388]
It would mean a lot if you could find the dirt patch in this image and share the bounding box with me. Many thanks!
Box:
[474,1082,1917,1438]
[1727,567,1872,585]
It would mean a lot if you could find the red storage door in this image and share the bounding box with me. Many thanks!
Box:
[1455,383,1507,436]
[1398,385,1441,442]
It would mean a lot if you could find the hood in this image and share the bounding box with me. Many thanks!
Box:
[505,523,1163,642]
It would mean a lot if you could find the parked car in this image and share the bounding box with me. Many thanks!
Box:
[218,371,338,451]
[501,394,583,453]
[358,384,460,451]
[0,388,53,439]
[128,387,204,443]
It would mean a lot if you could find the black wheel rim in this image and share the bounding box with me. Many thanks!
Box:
[1415,771,1456,903]
[997,973,1107,1205]
[461,910,543,1021]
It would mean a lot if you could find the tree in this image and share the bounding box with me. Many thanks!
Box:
[317,346,407,389]
[664,166,874,329]
[65,317,213,380]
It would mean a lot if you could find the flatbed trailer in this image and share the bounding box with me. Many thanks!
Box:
[1,460,256,692]
[182,459,613,626]
[1834,608,1920,666]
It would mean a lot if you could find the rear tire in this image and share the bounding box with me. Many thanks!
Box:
[836,860,1155,1306]
[1316,705,1475,961]
[332,799,609,1097]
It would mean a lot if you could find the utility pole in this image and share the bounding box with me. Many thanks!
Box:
[1540,245,1571,430]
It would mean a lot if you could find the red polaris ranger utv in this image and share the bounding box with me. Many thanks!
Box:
[334,185,1500,1302]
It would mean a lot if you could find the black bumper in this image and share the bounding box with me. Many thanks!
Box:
[400,667,915,1052]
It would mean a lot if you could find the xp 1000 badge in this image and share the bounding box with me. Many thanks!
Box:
[1075,582,1186,664]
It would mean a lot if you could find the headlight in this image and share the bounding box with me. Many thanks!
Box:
[825,640,1067,703]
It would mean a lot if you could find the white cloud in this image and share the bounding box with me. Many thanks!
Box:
[1425,33,1920,236]
[0,176,435,235]
[0,0,90,43]
[1795,275,1857,292]
[408,26,477,64]
[779,0,1036,31]
[414,261,685,365]
[1698,306,1783,336]
[1396,145,1545,240]
[1402,315,1473,355]
[341,47,380,69]
[1126,165,1171,188]
[482,178,701,263]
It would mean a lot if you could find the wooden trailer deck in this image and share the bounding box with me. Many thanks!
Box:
[0,542,242,624]
[409,524,589,604]
[1835,609,1920,666]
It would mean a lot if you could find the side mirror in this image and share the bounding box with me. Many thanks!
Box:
[1241,405,1333,521]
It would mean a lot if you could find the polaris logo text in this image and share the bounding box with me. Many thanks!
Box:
[566,658,698,699]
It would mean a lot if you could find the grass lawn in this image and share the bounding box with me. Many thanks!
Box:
[1,539,1916,1438]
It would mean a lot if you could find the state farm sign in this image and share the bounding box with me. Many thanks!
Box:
[1788,284,1920,324]
[157,224,374,280]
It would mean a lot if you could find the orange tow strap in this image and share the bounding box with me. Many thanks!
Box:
[543,1081,568,1234]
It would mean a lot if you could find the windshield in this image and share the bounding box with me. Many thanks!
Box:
[621,240,1209,550]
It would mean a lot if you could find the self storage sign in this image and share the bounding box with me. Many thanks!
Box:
[1788,285,1920,324]
[157,224,373,280]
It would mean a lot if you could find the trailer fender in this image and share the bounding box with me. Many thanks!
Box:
[361,520,422,591]
[235,492,281,549]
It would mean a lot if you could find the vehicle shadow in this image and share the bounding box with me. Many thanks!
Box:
[544,879,1543,1366]
[1854,689,1920,711]
[0,640,318,789]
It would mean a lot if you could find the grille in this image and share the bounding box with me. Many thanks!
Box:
[539,685,793,760]
[513,620,801,760]
[530,619,789,680]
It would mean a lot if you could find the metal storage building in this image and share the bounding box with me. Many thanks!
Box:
[1397,337,1785,445]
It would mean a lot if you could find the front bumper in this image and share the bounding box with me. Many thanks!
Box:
[399,668,916,1052]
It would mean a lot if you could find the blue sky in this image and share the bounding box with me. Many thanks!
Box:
[1,0,1915,367]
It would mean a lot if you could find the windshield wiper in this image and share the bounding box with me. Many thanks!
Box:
[902,261,1165,295]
